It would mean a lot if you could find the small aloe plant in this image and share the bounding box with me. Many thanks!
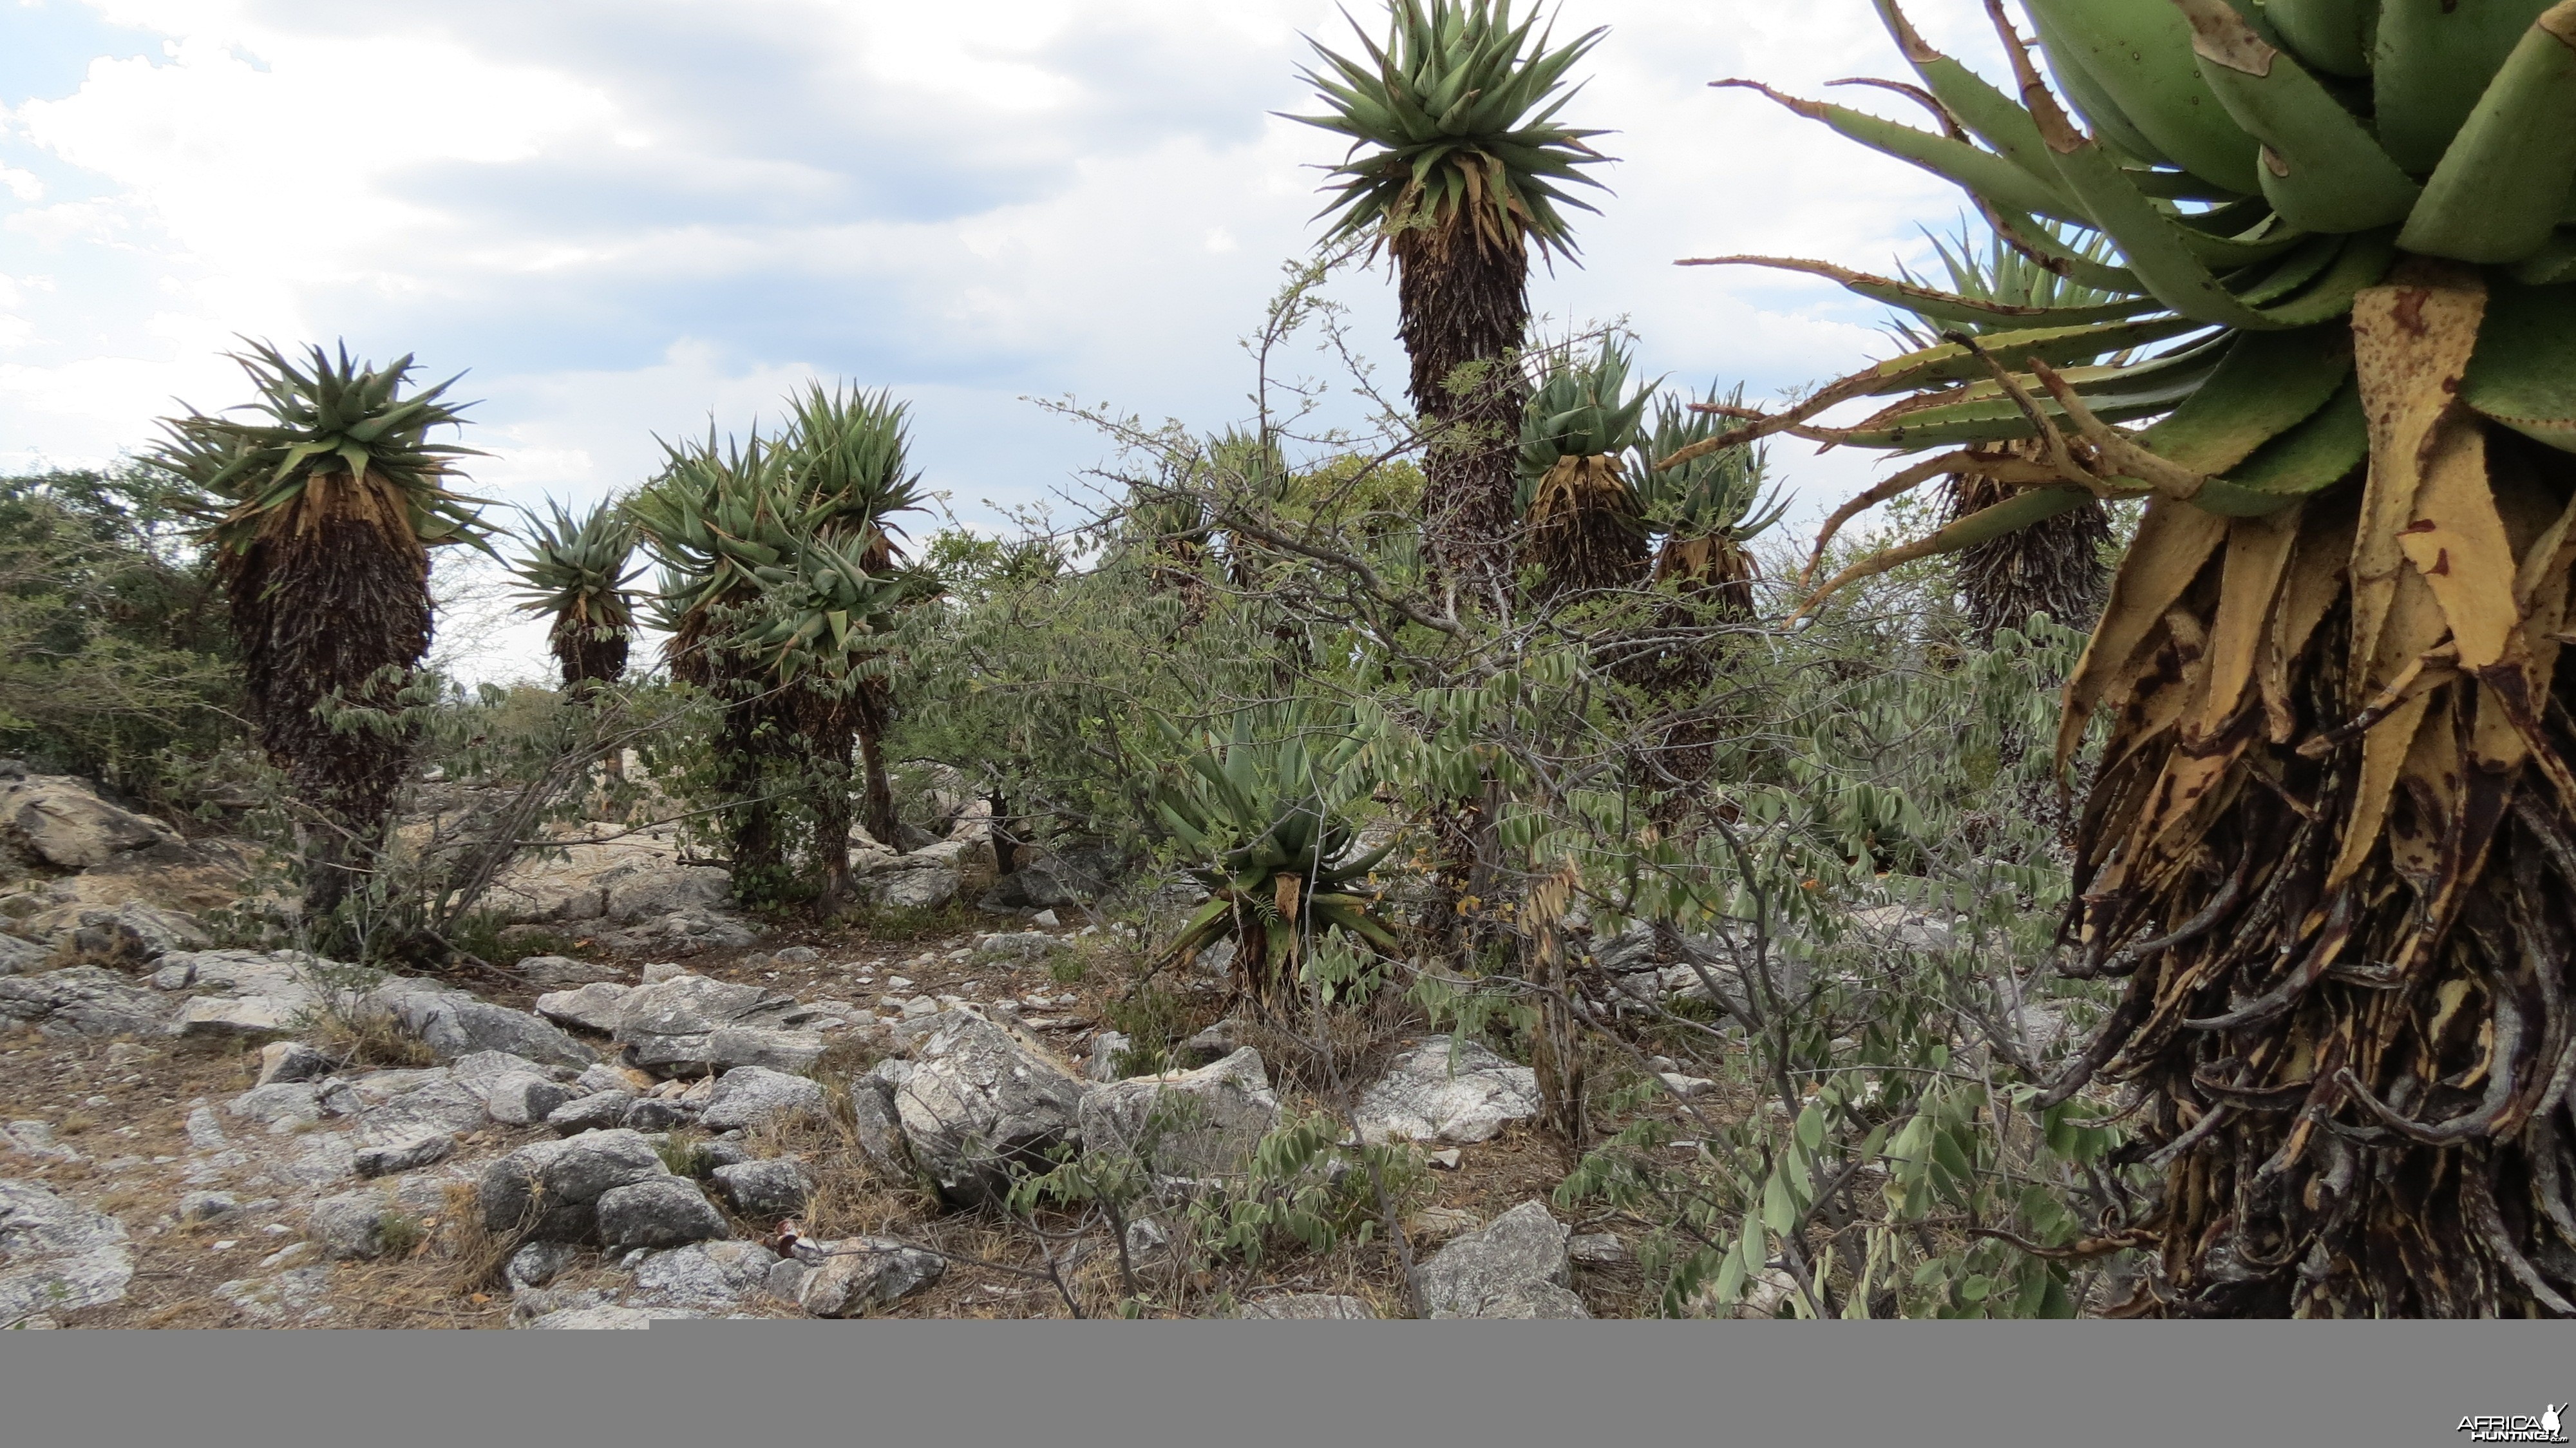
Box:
[1153,710,1402,1008]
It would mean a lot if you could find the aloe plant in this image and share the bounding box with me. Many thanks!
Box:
[1289,0,1611,596]
[1703,0,2576,1317]
[1155,712,1402,1009]
[1515,336,1654,598]
[147,341,491,928]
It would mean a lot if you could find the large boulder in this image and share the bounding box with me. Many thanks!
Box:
[795,1237,945,1317]
[0,1177,135,1320]
[983,843,1121,911]
[595,1177,728,1252]
[534,982,633,1034]
[477,824,732,928]
[0,966,172,1038]
[478,1129,670,1242]
[611,974,820,1078]
[591,909,759,957]
[44,836,269,915]
[515,955,629,987]
[370,978,598,1068]
[1416,1202,1589,1319]
[0,774,179,871]
[1353,1038,1542,1146]
[895,1009,1089,1206]
[699,1066,824,1132]
[1077,1047,1278,1181]
[856,850,962,911]
[26,900,206,964]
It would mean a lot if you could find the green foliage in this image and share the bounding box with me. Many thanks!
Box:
[1287,0,1611,259]
[1153,707,1401,993]
[0,468,241,801]
[1184,1111,1425,1271]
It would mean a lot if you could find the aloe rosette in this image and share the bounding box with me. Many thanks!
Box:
[1696,0,2576,1316]
[1155,714,1403,1008]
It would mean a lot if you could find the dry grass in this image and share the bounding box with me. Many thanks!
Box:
[304,1006,436,1070]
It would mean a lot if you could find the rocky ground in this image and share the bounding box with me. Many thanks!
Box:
[0,765,1824,1328]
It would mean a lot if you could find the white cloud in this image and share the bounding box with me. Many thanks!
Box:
[0,0,2036,680]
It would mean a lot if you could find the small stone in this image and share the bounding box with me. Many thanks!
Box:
[306,1190,395,1261]
[629,1239,777,1308]
[795,1237,945,1317]
[178,1190,239,1224]
[546,1090,635,1136]
[764,1257,811,1302]
[772,946,819,964]
[1427,1148,1463,1170]
[477,1129,670,1241]
[712,1160,811,1224]
[521,1304,701,1329]
[352,1132,453,1179]
[256,1041,332,1086]
[1030,910,1061,928]
[699,1065,824,1132]
[1085,1030,1133,1083]
[484,1072,582,1127]
[1657,1072,1718,1100]
[1238,1294,1372,1319]
[639,962,688,984]
[594,1177,727,1252]
[260,1241,321,1270]
[622,1098,696,1132]
[1568,1233,1627,1264]
[506,1239,582,1290]
[534,982,635,1034]
[1417,1201,1588,1319]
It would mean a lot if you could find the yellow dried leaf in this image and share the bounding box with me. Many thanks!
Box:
[2195,508,2302,741]
[2386,690,2462,895]
[2396,419,2522,671]
[2060,499,2228,773]
[2348,261,2487,705]
[2329,569,2452,888]
[2259,502,2358,742]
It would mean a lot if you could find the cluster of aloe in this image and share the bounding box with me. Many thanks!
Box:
[1153,710,1402,1006]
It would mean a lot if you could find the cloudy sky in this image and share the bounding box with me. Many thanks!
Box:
[1,0,2020,679]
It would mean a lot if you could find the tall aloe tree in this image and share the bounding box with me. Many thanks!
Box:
[632,429,797,901]
[1290,0,1611,603]
[766,383,933,885]
[507,497,641,694]
[1516,336,1654,598]
[1708,0,2576,1317]
[148,342,489,930]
